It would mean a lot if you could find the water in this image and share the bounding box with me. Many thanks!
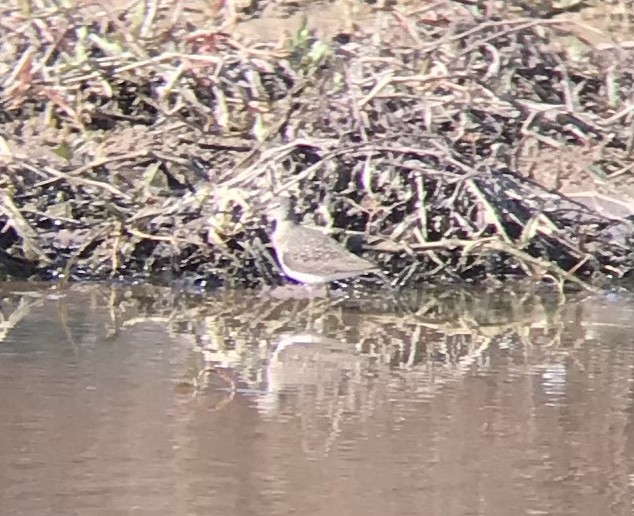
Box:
[1,282,634,515]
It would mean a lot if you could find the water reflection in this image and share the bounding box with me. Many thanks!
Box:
[0,282,633,515]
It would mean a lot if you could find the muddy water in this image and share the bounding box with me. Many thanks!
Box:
[0,283,634,515]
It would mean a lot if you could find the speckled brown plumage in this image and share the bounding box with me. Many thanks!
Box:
[269,196,380,284]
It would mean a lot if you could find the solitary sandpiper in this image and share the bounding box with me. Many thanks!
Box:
[268,196,381,284]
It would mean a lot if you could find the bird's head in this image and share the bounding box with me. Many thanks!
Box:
[267,195,293,223]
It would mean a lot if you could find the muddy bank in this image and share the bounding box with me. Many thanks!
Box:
[1,1,634,289]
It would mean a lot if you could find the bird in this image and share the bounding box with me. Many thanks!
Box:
[268,195,381,284]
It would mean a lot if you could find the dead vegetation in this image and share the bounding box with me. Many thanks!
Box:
[1,0,634,289]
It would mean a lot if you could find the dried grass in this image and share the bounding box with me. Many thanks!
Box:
[1,0,634,289]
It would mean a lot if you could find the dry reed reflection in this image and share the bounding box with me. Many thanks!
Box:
[1,282,634,514]
[0,281,621,402]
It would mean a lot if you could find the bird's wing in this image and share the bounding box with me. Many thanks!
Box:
[281,247,377,276]
[277,225,377,275]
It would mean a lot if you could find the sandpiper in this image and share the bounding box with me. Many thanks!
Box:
[268,196,381,284]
